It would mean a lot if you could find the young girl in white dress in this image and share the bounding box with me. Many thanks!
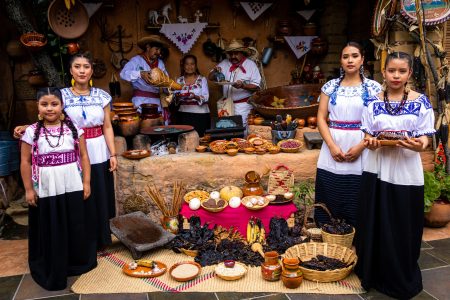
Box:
[315,42,382,227]
[355,52,435,299]
[20,88,94,290]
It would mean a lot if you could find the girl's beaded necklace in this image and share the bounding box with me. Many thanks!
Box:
[383,90,408,115]
[43,121,64,148]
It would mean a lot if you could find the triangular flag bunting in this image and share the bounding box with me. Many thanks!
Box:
[297,10,316,21]
[284,36,317,59]
[160,23,207,54]
[240,2,273,21]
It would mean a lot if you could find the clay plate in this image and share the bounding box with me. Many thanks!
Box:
[123,261,167,278]
[169,261,202,282]
[122,150,151,160]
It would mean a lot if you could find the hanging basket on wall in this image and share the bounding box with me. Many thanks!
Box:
[20,32,47,51]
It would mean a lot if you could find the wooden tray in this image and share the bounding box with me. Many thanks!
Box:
[169,261,202,282]
[241,196,269,210]
[122,261,167,278]
[215,262,248,281]
[378,139,401,146]
[122,150,151,159]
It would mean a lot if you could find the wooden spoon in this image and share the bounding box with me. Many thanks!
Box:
[251,242,265,257]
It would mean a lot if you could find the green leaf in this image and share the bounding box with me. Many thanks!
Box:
[49,39,57,47]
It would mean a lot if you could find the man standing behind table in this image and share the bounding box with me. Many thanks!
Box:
[120,35,170,123]
[208,39,261,126]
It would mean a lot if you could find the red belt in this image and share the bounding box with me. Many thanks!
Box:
[233,96,250,104]
[84,126,103,139]
[133,90,160,98]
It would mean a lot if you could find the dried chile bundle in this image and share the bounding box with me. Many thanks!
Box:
[264,217,305,254]
[321,218,353,235]
[300,255,349,271]
[166,216,214,252]
[195,239,263,267]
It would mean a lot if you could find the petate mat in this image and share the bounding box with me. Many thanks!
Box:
[71,243,364,294]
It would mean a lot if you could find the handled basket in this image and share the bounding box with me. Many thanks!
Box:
[267,164,294,195]
[301,203,333,242]
[316,203,355,248]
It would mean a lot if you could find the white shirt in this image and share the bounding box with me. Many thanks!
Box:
[176,75,210,113]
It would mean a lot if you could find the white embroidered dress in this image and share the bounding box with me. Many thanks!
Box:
[21,123,84,198]
[176,75,210,114]
[361,94,436,185]
[61,87,110,165]
[317,79,382,175]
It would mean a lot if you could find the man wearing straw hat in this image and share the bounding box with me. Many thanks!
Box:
[208,39,261,126]
[120,35,171,123]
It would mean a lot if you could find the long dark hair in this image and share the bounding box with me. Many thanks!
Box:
[180,54,201,76]
[34,87,78,144]
[329,41,369,105]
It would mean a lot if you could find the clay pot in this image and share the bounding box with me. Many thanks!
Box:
[424,200,450,228]
[118,117,140,137]
[140,116,163,132]
[277,20,292,36]
[253,116,265,125]
[281,257,303,289]
[296,118,305,129]
[66,42,80,55]
[243,182,264,196]
[160,215,179,234]
[307,116,317,129]
[303,22,317,36]
[141,103,159,115]
[310,38,328,56]
[226,148,238,156]
[261,251,281,281]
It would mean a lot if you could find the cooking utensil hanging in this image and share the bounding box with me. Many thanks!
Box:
[109,73,121,97]
[107,25,133,69]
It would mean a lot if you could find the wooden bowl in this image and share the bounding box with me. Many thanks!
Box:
[244,147,255,154]
[241,196,269,210]
[201,199,228,212]
[169,261,202,282]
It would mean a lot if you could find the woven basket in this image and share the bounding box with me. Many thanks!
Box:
[322,228,355,249]
[267,164,294,195]
[284,242,357,282]
[20,32,47,51]
[301,203,330,242]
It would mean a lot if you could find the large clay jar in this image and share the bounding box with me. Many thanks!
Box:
[307,116,317,129]
[303,22,317,36]
[243,171,264,196]
[118,114,140,137]
[277,20,292,36]
[141,103,159,115]
[281,257,303,289]
[261,251,281,281]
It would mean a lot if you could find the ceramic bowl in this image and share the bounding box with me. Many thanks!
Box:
[226,149,238,156]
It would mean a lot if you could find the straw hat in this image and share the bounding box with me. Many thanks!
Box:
[137,35,169,50]
[225,39,254,56]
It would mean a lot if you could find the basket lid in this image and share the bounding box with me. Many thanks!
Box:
[48,0,89,39]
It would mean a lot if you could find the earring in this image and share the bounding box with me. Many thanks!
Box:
[339,67,345,78]
[71,77,75,86]
[89,79,93,87]
[38,114,43,121]
[60,114,65,121]
[404,82,411,94]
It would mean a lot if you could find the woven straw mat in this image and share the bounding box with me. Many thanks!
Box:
[71,244,364,294]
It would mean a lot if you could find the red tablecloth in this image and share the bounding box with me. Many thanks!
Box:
[180,202,297,239]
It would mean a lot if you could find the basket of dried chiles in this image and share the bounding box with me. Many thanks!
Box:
[321,218,355,249]
[284,242,357,282]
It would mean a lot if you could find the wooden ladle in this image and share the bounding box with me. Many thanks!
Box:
[251,242,265,257]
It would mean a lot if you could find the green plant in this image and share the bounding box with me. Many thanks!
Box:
[292,180,315,210]
[424,162,450,213]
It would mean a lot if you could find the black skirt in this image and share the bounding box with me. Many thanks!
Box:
[355,171,424,299]
[28,191,97,291]
[176,111,211,137]
[314,168,361,227]
[84,160,115,249]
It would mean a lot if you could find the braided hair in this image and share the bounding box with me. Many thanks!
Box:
[69,51,93,68]
[384,51,413,69]
[329,41,370,106]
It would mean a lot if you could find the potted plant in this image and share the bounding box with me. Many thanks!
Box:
[423,148,450,227]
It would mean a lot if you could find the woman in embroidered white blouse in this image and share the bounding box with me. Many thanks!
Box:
[175,54,210,136]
